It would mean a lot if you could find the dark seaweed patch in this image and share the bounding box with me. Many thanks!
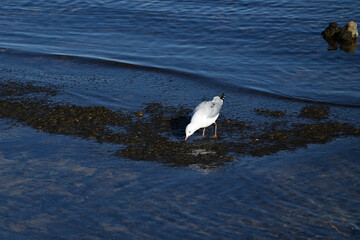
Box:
[0,80,57,97]
[298,105,330,120]
[1,81,359,167]
[255,108,286,118]
[250,122,360,156]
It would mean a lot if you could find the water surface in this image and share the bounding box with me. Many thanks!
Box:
[1,0,359,105]
[0,0,360,239]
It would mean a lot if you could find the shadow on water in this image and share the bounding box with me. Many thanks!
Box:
[169,115,191,139]
[1,80,359,168]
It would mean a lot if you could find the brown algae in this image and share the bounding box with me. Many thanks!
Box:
[298,105,330,120]
[1,81,359,166]
[254,108,286,118]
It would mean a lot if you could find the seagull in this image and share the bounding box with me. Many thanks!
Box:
[185,93,225,141]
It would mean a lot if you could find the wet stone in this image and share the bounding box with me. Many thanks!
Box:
[321,22,341,40]
[135,111,144,118]
[322,21,358,52]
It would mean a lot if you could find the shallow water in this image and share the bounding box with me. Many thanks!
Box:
[1,48,360,239]
[1,0,360,239]
[1,0,359,105]
[1,119,360,239]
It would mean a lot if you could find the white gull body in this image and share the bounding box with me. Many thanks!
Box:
[185,93,225,140]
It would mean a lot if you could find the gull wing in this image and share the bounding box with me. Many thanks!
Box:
[194,100,222,119]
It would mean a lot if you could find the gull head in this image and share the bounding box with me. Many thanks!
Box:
[212,93,225,104]
[185,123,198,141]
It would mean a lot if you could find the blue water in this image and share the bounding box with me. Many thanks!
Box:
[1,0,359,106]
[1,121,360,239]
[1,1,360,239]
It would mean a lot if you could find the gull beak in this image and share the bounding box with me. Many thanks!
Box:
[185,136,188,141]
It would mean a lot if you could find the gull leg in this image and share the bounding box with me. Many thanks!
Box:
[213,122,218,138]
[202,128,206,138]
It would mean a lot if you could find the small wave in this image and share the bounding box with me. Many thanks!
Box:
[1,47,359,108]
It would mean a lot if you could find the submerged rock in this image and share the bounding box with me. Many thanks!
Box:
[322,21,358,42]
[321,22,341,40]
[322,21,358,52]
[339,21,359,42]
